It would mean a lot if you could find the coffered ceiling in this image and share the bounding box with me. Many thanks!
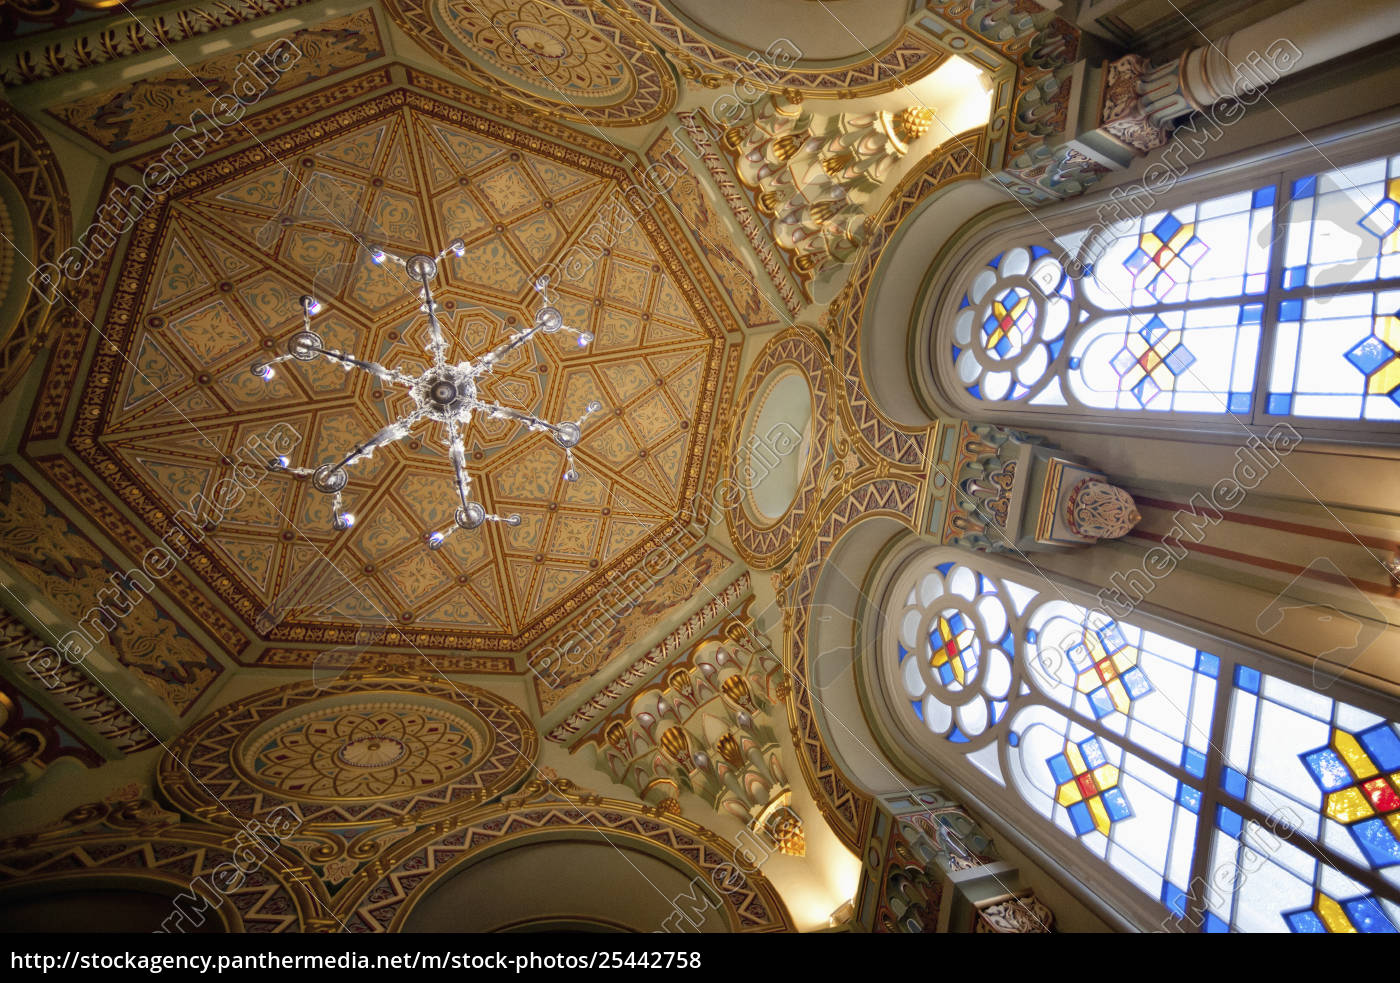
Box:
[26,81,737,659]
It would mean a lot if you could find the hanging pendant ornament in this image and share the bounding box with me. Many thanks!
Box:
[250,239,603,547]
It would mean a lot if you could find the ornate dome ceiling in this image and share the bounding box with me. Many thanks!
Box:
[29,81,736,657]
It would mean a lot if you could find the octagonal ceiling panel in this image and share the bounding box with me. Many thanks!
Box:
[48,87,734,657]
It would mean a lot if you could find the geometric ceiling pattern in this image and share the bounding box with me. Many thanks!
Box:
[35,86,734,656]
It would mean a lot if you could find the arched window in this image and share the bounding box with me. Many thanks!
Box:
[932,144,1400,436]
[878,547,1400,932]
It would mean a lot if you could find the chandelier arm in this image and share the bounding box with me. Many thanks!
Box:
[447,428,475,514]
[308,344,410,385]
[417,266,450,371]
[329,415,419,473]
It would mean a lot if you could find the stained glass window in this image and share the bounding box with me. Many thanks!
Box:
[942,151,1400,430]
[885,548,1400,932]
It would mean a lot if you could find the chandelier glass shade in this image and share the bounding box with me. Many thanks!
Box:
[250,238,602,550]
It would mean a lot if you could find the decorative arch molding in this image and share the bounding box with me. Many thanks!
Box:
[781,476,921,850]
[610,0,946,98]
[916,124,1400,443]
[333,778,795,932]
[0,798,324,933]
[725,326,834,571]
[383,0,677,126]
[825,130,986,467]
[860,181,1011,428]
[0,102,71,403]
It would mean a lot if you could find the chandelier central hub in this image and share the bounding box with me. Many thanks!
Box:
[250,236,603,549]
[416,365,478,422]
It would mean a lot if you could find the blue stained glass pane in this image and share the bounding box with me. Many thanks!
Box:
[1154,214,1183,242]
[1345,334,1394,375]
[1302,747,1353,792]
[911,700,924,721]
[1008,730,1020,748]
[1196,651,1220,678]
[1089,688,1115,719]
[1291,175,1317,199]
[1357,723,1400,770]
[1240,303,1264,324]
[1351,817,1400,867]
[958,295,970,309]
[988,252,1003,269]
[1080,737,1108,769]
[1102,787,1133,821]
[1252,185,1277,209]
[948,726,970,744]
[1234,665,1261,693]
[1123,667,1152,699]
[1163,883,1189,917]
[1031,245,1051,259]
[1026,628,1038,644]
[1183,747,1207,778]
[897,643,908,660]
[1345,897,1398,933]
[1067,356,1081,370]
[1283,265,1306,289]
[1048,338,1064,359]
[1138,315,1169,345]
[1278,298,1303,322]
[1227,392,1251,414]
[1163,344,1196,374]
[1177,785,1201,814]
[1360,200,1400,240]
[1286,910,1327,933]
[1221,766,1247,799]
[1266,393,1292,415]
[1204,913,1229,933]
[1217,805,1244,839]
[1067,801,1095,836]
[968,384,981,400]
[935,562,953,575]
[950,344,962,361]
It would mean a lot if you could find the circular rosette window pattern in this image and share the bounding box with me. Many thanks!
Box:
[896,561,1014,743]
[158,676,537,831]
[949,246,1072,401]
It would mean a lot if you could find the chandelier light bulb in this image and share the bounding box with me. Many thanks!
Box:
[577,331,593,347]
[253,239,601,543]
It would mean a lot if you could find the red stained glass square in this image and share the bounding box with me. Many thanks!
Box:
[1363,777,1400,813]
[1076,772,1099,799]
[1096,659,1117,684]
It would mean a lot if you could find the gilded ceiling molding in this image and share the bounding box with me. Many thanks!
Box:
[725,326,835,571]
[44,8,386,152]
[0,102,71,403]
[824,132,986,468]
[382,0,677,126]
[0,794,324,932]
[0,611,156,754]
[29,80,738,658]
[0,0,320,87]
[0,676,104,795]
[644,129,784,329]
[333,776,795,932]
[609,0,947,98]
[675,110,804,318]
[531,542,730,713]
[544,570,750,743]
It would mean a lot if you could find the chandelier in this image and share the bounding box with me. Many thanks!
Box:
[250,238,602,550]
